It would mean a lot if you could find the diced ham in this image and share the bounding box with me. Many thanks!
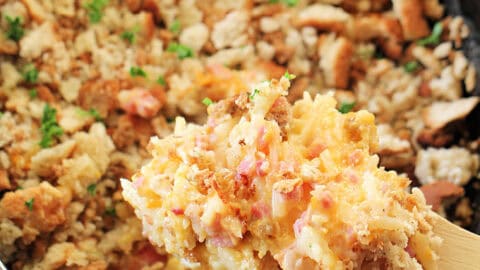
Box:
[210,235,235,248]
[419,181,464,211]
[171,208,184,215]
[118,88,164,118]
[251,201,271,219]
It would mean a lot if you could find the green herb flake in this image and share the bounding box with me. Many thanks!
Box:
[156,76,166,86]
[166,117,175,123]
[129,66,147,78]
[5,16,24,42]
[269,0,298,6]
[202,97,214,106]
[0,112,3,118]
[84,0,109,23]
[105,206,116,217]
[338,101,355,114]
[249,89,260,100]
[404,61,420,73]
[25,198,34,211]
[417,22,443,46]
[28,89,38,99]
[283,71,296,80]
[77,108,103,121]
[167,42,194,60]
[23,64,38,84]
[120,26,139,44]
[87,183,96,196]
[39,104,64,148]
[169,19,181,34]
[121,31,135,43]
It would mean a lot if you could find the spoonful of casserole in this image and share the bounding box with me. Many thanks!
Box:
[122,76,480,269]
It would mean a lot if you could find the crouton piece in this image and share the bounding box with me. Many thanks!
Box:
[429,66,462,100]
[211,11,249,49]
[0,169,11,191]
[265,96,291,139]
[422,97,479,130]
[0,219,23,261]
[260,17,280,34]
[30,140,76,177]
[19,22,57,59]
[36,243,88,269]
[412,46,441,73]
[341,0,390,12]
[0,182,69,233]
[58,107,95,134]
[377,124,411,155]
[392,0,430,40]
[319,35,353,89]
[465,64,476,93]
[126,0,142,13]
[180,23,209,53]
[0,37,18,55]
[432,42,452,59]
[350,14,403,42]
[417,128,454,148]
[415,147,479,186]
[59,77,81,102]
[419,181,463,211]
[73,123,115,175]
[58,154,102,197]
[452,51,468,79]
[112,115,154,149]
[77,80,121,118]
[296,4,351,33]
[422,0,444,19]
[20,0,49,22]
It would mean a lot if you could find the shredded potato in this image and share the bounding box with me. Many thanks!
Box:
[122,77,441,269]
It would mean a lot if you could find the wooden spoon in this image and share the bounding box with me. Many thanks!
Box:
[434,213,480,270]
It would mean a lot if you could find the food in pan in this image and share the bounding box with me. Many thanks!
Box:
[0,0,478,269]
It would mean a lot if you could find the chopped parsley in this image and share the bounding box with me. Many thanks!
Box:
[25,198,34,211]
[129,66,147,78]
[87,183,96,196]
[269,0,298,7]
[169,19,181,34]
[166,117,175,123]
[39,104,63,148]
[417,22,443,46]
[22,64,38,84]
[77,108,103,121]
[404,61,420,73]
[167,42,194,60]
[249,89,260,100]
[5,16,24,41]
[283,71,296,80]
[0,112,3,118]
[28,89,38,99]
[120,26,139,44]
[338,101,355,114]
[84,0,109,23]
[105,206,116,217]
[156,76,166,86]
[202,97,214,106]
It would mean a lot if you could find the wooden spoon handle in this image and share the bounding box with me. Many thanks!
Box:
[433,213,480,270]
